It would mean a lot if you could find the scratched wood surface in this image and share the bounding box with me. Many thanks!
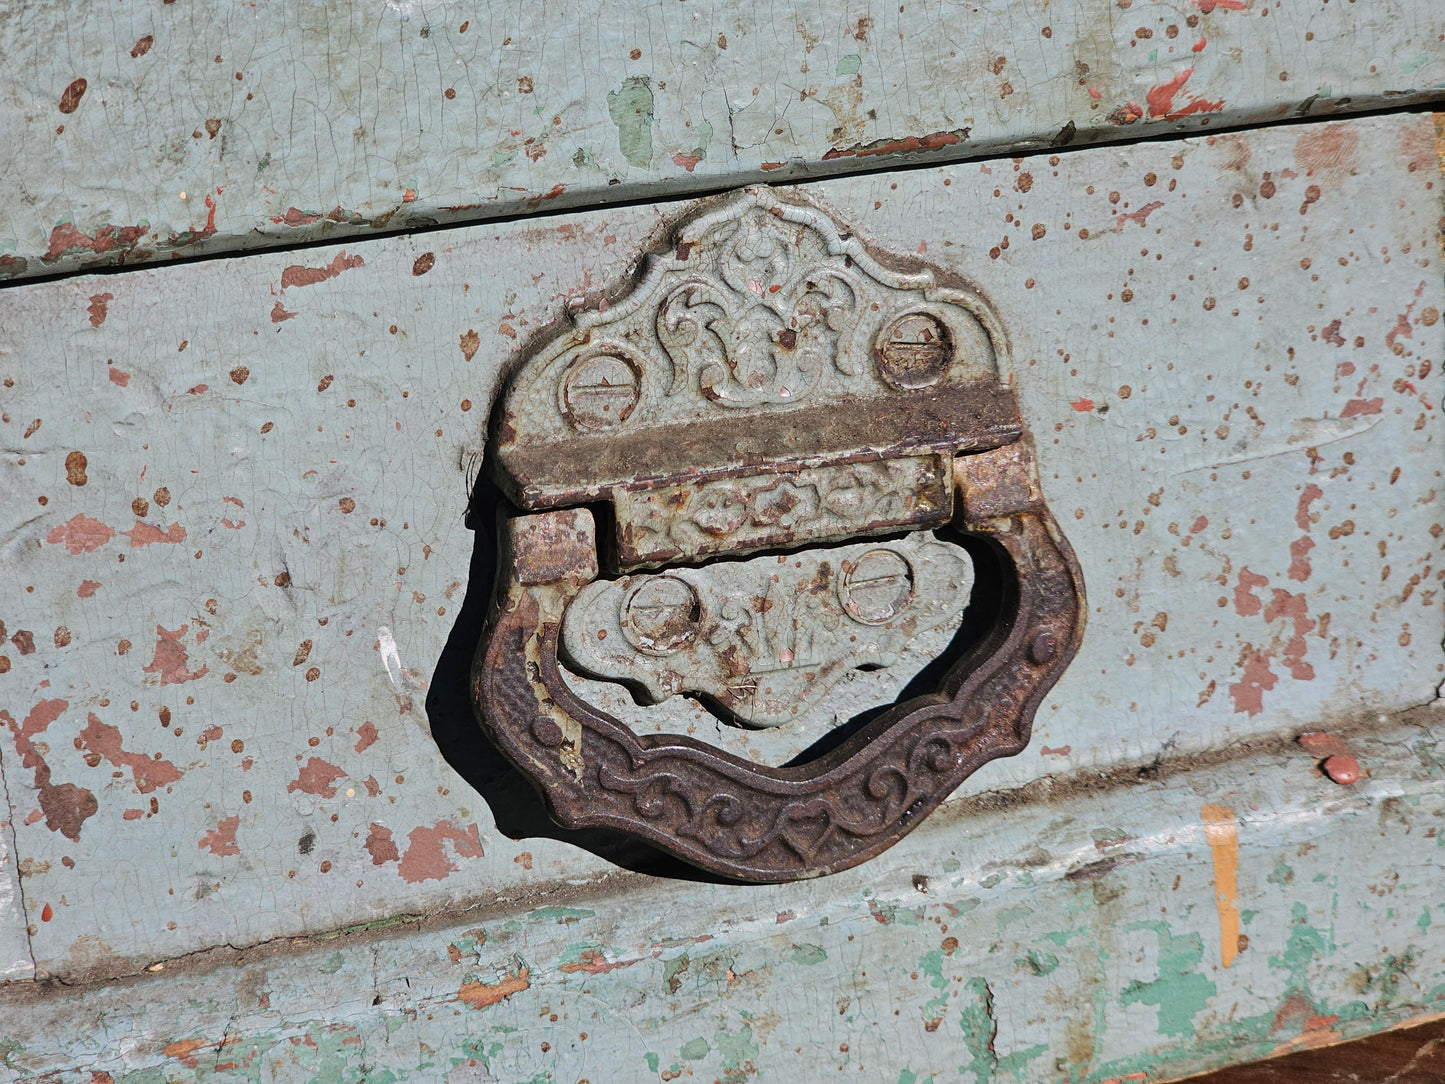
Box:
[2,0,1443,282]
[0,707,1441,1082]
[1,112,1440,1006]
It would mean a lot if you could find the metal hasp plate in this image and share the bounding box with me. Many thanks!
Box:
[473,187,1085,881]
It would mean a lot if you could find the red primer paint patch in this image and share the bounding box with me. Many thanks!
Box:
[457,968,530,1010]
[41,903,53,922]
[46,514,115,554]
[271,301,297,323]
[1264,589,1315,680]
[77,579,102,598]
[821,129,969,161]
[1295,483,1323,529]
[199,815,241,856]
[279,251,365,289]
[1322,754,1360,785]
[1229,650,1277,716]
[1114,201,1165,231]
[1386,307,1416,350]
[1192,35,1207,52]
[396,819,484,883]
[287,757,347,798]
[79,713,184,792]
[1298,731,1351,758]
[108,366,130,386]
[123,521,187,547]
[1147,69,1195,117]
[559,949,637,975]
[1146,67,1224,120]
[1040,745,1072,756]
[1190,516,1208,534]
[354,721,379,753]
[141,623,209,684]
[273,208,325,227]
[87,292,114,327]
[1232,567,1268,616]
[1193,0,1246,10]
[671,152,703,172]
[1340,397,1383,418]
[365,823,400,865]
[0,699,98,841]
[1287,536,1315,582]
[1071,397,1095,412]
[43,222,150,263]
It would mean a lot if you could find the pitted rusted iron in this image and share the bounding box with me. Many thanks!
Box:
[473,187,1084,881]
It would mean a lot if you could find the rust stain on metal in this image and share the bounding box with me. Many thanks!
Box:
[1202,803,1242,968]
[64,450,88,485]
[472,188,1084,880]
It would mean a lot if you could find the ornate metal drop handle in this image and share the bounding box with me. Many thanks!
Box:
[470,187,1084,881]
[473,443,1083,882]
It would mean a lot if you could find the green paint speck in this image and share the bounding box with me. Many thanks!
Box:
[836,53,862,75]
[1016,950,1059,976]
[607,76,655,168]
[714,1023,759,1084]
[680,1037,710,1060]
[1118,921,1216,1038]
[528,906,595,923]
[319,951,345,974]
[1267,858,1295,886]
[644,1052,659,1073]
[790,943,827,965]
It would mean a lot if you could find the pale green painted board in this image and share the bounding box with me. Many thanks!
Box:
[0,113,1439,995]
[1,707,1442,1082]
[1,0,1443,280]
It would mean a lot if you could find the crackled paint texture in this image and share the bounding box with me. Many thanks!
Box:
[1,0,1444,280]
[0,110,1442,1079]
[1,711,1444,1081]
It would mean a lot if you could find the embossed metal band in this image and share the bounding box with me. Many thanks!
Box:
[473,445,1084,882]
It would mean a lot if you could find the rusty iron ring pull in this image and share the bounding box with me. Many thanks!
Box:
[472,187,1084,881]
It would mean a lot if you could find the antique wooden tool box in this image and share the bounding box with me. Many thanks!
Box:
[1,2,1443,1080]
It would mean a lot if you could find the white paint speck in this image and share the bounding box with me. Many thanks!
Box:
[377,626,403,688]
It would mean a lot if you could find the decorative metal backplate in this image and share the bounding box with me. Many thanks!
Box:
[473,187,1084,881]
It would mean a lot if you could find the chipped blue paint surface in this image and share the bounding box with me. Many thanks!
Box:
[0,72,1441,1084]
[0,709,1442,1081]
[1,1,1443,280]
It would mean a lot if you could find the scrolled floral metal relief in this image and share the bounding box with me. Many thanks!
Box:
[473,187,1084,881]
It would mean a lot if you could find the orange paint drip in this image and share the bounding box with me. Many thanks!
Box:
[1201,803,1241,968]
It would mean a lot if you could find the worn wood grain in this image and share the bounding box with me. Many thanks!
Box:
[0,113,1439,992]
[1,0,1442,281]
[1180,1015,1445,1083]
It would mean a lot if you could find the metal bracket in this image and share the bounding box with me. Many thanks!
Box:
[472,187,1084,881]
